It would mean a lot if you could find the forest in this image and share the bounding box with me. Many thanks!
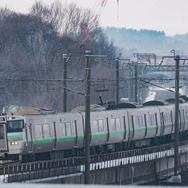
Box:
[0,1,117,113]
[103,27,188,55]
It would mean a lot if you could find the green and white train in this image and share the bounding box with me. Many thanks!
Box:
[0,100,188,161]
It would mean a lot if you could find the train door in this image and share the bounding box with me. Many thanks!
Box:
[147,111,159,138]
[144,114,147,138]
[133,114,146,140]
[53,122,57,149]
[123,116,127,141]
[155,113,159,136]
[171,111,174,133]
[106,117,110,143]
[183,106,188,130]
[179,109,185,132]
[159,105,174,137]
[128,114,134,142]
[73,120,78,147]
[160,112,165,136]
[0,120,8,152]
[26,123,33,152]
[55,113,83,151]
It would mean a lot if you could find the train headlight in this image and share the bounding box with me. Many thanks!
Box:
[8,117,12,120]
[11,141,19,145]
[8,116,15,120]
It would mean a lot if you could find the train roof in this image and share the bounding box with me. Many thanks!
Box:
[71,104,106,112]
[165,98,186,104]
[143,100,169,106]
[116,102,141,109]
[13,108,55,115]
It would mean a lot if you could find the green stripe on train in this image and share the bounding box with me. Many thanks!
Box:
[57,135,84,142]
[33,138,53,144]
[147,127,158,131]
[78,135,84,140]
[92,133,107,138]
[8,135,23,139]
[32,126,161,145]
[110,131,124,136]
[57,137,74,142]
[133,126,158,132]
[33,136,84,144]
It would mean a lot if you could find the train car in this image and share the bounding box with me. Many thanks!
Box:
[0,115,26,160]
[157,103,175,142]
[177,102,188,138]
[0,99,188,162]
[126,105,161,148]
[179,103,188,131]
[23,112,84,159]
[85,109,129,153]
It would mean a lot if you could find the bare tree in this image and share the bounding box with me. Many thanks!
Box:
[0,2,116,112]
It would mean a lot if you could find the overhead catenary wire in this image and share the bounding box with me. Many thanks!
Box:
[0,76,185,97]
[2,56,188,74]
[1,58,188,97]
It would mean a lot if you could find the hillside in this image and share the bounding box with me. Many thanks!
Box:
[102,27,188,55]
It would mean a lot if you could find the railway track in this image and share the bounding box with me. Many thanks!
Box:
[0,138,187,167]
[0,139,188,183]
[0,160,21,167]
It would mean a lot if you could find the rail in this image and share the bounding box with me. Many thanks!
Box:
[1,140,188,183]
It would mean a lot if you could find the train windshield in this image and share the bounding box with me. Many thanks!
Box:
[7,120,24,133]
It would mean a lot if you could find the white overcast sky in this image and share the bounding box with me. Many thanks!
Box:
[0,0,188,36]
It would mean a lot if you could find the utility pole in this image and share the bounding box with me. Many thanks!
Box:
[83,52,107,184]
[174,55,181,182]
[84,50,91,184]
[62,54,68,112]
[134,62,138,103]
[155,54,182,183]
[128,64,133,102]
[115,58,119,105]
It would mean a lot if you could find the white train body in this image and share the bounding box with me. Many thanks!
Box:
[0,101,188,161]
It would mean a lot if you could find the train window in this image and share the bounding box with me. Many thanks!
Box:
[64,123,68,136]
[111,118,121,131]
[111,119,116,131]
[93,120,98,133]
[172,111,175,124]
[184,109,188,120]
[163,112,171,125]
[34,124,42,139]
[0,125,4,139]
[93,120,104,133]
[135,116,144,128]
[98,120,104,132]
[42,123,51,138]
[65,122,74,136]
[59,122,74,137]
[148,114,156,126]
[182,109,185,129]
[116,118,121,129]
[7,120,24,133]
[179,110,182,129]
[58,123,64,137]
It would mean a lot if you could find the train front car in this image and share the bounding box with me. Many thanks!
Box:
[0,115,26,161]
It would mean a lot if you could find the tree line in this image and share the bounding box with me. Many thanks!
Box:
[103,27,188,55]
[0,1,117,113]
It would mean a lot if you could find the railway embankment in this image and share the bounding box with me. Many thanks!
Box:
[1,140,188,185]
